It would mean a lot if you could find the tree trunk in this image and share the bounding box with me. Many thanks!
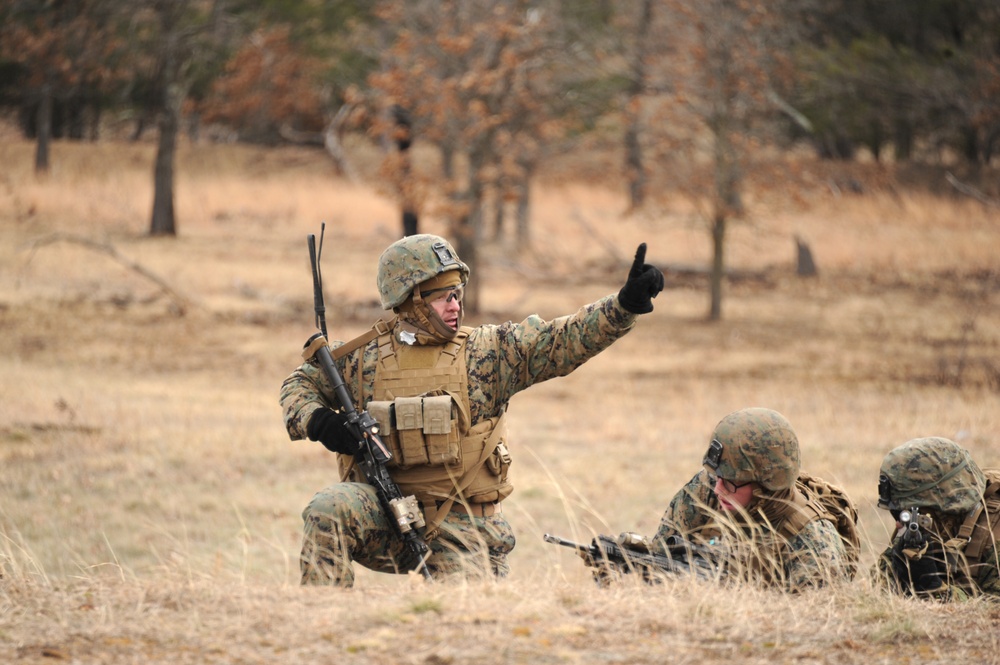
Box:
[88,104,101,141]
[67,98,85,140]
[624,0,653,211]
[709,212,725,321]
[453,150,486,315]
[34,85,53,174]
[150,82,181,236]
[441,144,455,181]
[491,183,505,242]
[983,127,999,164]
[893,118,913,161]
[391,105,418,236]
[624,107,645,210]
[515,160,534,252]
[455,204,481,316]
[961,125,980,163]
[131,114,149,142]
[400,156,418,236]
[322,105,359,180]
[708,111,741,322]
[149,2,186,239]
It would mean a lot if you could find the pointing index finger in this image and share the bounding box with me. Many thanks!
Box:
[631,243,647,272]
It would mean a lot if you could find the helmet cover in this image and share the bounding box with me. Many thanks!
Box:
[703,408,801,492]
[377,234,469,310]
[878,437,985,514]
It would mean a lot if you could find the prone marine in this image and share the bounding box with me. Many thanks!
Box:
[874,437,1000,599]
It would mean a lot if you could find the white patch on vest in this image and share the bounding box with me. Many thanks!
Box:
[399,330,416,345]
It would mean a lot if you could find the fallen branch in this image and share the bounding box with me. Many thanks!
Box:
[946,172,1000,209]
[21,233,190,315]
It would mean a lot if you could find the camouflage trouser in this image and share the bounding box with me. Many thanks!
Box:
[300,482,516,586]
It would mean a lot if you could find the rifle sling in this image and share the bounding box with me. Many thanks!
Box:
[961,476,1000,564]
[330,317,398,361]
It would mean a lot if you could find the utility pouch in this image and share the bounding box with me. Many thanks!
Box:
[366,395,462,468]
[395,396,429,465]
[423,395,459,465]
[367,401,395,437]
[486,441,512,479]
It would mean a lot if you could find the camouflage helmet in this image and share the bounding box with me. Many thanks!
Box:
[376,234,470,310]
[702,408,801,492]
[878,437,986,514]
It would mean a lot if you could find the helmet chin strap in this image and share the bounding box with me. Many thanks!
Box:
[402,290,462,343]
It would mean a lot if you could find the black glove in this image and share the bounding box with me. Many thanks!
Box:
[307,408,361,455]
[891,537,945,595]
[617,243,665,314]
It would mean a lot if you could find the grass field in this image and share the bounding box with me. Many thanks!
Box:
[1,134,999,663]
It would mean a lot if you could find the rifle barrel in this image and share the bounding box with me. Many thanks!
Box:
[543,534,589,551]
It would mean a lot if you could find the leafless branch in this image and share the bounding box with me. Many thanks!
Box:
[21,234,190,315]
[946,172,1000,209]
[277,106,360,182]
[324,105,360,182]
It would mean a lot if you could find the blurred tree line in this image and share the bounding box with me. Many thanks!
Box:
[1,0,997,317]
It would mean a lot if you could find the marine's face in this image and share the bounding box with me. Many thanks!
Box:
[426,287,463,330]
[714,476,756,511]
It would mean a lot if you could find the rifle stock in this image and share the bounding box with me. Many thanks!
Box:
[306,229,432,579]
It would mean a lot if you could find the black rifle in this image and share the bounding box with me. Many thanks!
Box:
[305,225,432,579]
[544,533,724,582]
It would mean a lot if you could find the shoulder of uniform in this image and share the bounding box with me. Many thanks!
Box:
[794,517,846,546]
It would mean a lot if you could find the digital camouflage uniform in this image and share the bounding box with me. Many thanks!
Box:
[281,234,646,586]
[651,408,858,591]
[873,437,1000,600]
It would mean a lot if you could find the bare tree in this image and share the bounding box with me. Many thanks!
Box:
[370,0,572,313]
[135,0,231,236]
[645,0,796,320]
[623,0,655,211]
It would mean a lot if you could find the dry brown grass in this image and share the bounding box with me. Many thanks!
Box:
[1,134,999,663]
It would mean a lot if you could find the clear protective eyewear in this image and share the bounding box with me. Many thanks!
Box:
[420,285,465,305]
[718,477,751,494]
